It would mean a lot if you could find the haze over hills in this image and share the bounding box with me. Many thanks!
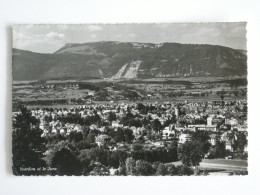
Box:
[12,41,247,81]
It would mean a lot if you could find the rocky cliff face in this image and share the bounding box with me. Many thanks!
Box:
[12,41,247,80]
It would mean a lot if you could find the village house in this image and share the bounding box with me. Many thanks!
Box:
[162,125,175,140]
[178,133,191,144]
[221,132,237,152]
[95,134,110,147]
[209,134,217,146]
[225,140,234,152]
[225,118,238,126]
[112,120,123,128]
[187,124,217,132]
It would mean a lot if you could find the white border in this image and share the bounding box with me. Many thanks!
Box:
[1,0,260,195]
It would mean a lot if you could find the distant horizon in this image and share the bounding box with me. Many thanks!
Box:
[13,23,247,53]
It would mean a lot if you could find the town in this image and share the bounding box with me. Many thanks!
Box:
[12,99,248,176]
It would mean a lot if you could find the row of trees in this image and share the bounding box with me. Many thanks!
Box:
[116,157,193,176]
[48,148,194,176]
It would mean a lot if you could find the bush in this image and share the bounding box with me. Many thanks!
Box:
[156,163,166,176]
[89,163,110,176]
[176,165,194,176]
[135,160,154,176]
[165,164,178,176]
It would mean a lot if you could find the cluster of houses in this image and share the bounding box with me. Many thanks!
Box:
[13,99,248,153]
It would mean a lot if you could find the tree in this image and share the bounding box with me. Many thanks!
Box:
[115,160,127,176]
[166,164,178,176]
[236,132,247,152]
[44,140,74,166]
[152,119,162,132]
[132,143,144,152]
[178,141,204,171]
[125,157,136,175]
[171,114,176,123]
[209,140,226,158]
[129,119,142,127]
[86,131,96,144]
[89,163,110,176]
[124,129,134,143]
[191,130,211,155]
[77,149,95,174]
[51,148,82,175]
[108,112,117,123]
[68,131,83,143]
[44,115,52,123]
[167,140,178,162]
[82,147,110,166]
[12,106,46,175]
[110,150,128,168]
[76,140,93,150]
[176,165,194,176]
[135,160,154,176]
[137,103,145,112]
[113,128,125,143]
[156,163,166,176]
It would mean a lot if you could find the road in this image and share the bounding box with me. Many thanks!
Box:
[200,159,248,171]
[170,159,248,171]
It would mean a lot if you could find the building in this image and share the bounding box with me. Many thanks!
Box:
[209,134,217,146]
[112,120,123,128]
[225,141,234,152]
[162,125,175,140]
[207,117,213,125]
[188,124,217,131]
[95,135,110,147]
[178,134,191,144]
[225,118,238,126]
[175,106,179,118]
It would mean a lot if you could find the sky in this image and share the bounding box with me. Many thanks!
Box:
[13,23,247,53]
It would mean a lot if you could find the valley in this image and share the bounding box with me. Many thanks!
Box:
[12,76,247,109]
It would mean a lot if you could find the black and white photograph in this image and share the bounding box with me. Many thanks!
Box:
[2,0,260,194]
[12,23,248,176]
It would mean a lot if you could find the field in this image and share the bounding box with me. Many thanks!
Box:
[12,76,247,109]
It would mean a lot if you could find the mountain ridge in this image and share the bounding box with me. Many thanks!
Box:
[12,41,247,81]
